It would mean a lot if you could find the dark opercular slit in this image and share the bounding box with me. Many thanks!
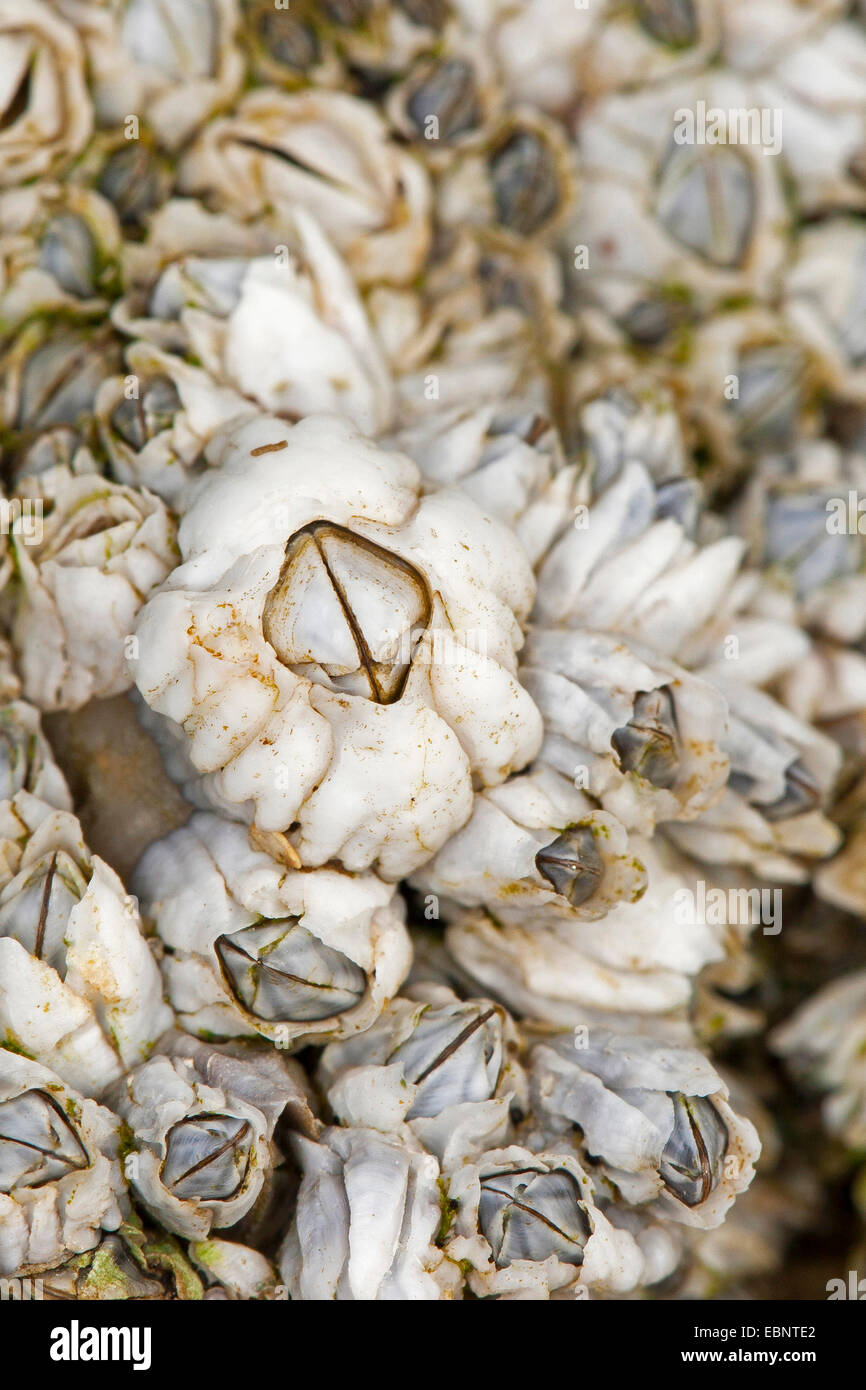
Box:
[0,60,33,132]
[33,852,58,961]
[412,1008,497,1085]
[480,1184,579,1242]
[168,1119,252,1190]
[219,935,344,997]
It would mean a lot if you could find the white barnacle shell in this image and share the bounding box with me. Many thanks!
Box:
[443,1143,646,1298]
[178,89,432,286]
[749,16,866,216]
[667,679,841,882]
[444,835,731,1024]
[317,982,527,1168]
[674,307,826,478]
[385,34,502,162]
[490,0,594,112]
[319,0,449,76]
[278,1125,461,1300]
[567,72,789,335]
[520,627,730,835]
[188,1237,278,1300]
[720,0,843,75]
[732,440,866,645]
[132,811,411,1047]
[0,1050,124,1276]
[532,460,746,656]
[371,226,574,426]
[385,401,568,564]
[0,697,71,812]
[0,320,122,439]
[56,0,244,151]
[528,1028,760,1229]
[114,208,395,437]
[131,411,541,877]
[784,219,866,404]
[95,341,252,509]
[0,793,172,1097]
[436,107,577,243]
[0,184,122,342]
[411,764,648,924]
[772,970,866,1152]
[108,1046,301,1241]
[0,0,93,188]
[571,384,689,491]
[574,0,721,98]
[6,464,178,711]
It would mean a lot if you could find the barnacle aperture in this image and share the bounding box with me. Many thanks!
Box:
[659,1093,728,1207]
[0,1089,88,1191]
[611,686,680,789]
[216,919,367,1023]
[161,1113,253,1202]
[394,1004,499,1119]
[535,827,605,907]
[478,1168,590,1268]
[262,521,432,703]
[655,144,755,269]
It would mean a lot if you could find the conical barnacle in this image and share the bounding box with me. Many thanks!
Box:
[178,88,432,286]
[772,970,866,1153]
[527,1027,760,1227]
[0,1051,124,1276]
[747,14,866,217]
[133,812,410,1045]
[0,695,71,812]
[530,460,745,653]
[131,411,541,877]
[0,0,863,1308]
[240,0,344,93]
[732,440,866,644]
[385,400,568,563]
[188,1236,279,1300]
[112,205,395,438]
[38,1214,206,1301]
[436,108,577,244]
[386,37,500,160]
[376,226,574,424]
[443,833,735,1026]
[0,794,172,1097]
[316,982,527,1167]
[784,219,866,404]
[108,1039,312,1241]
[410,764,648,923]
[667,679,841,882]
[0,0,93,188]
[442,1143,646,1298]
[5,461,177,711]
[0,184,122,342]
[674,307,827,481]
[0,318,123,442]
[55,0,245,153]
[278,1125,461,1300]
[566,71,789,341]
[520,626,730,834]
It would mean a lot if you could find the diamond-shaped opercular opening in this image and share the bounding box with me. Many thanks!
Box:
[262,521,432,703]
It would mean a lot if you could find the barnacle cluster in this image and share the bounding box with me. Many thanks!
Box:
[0,0,864,1302]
